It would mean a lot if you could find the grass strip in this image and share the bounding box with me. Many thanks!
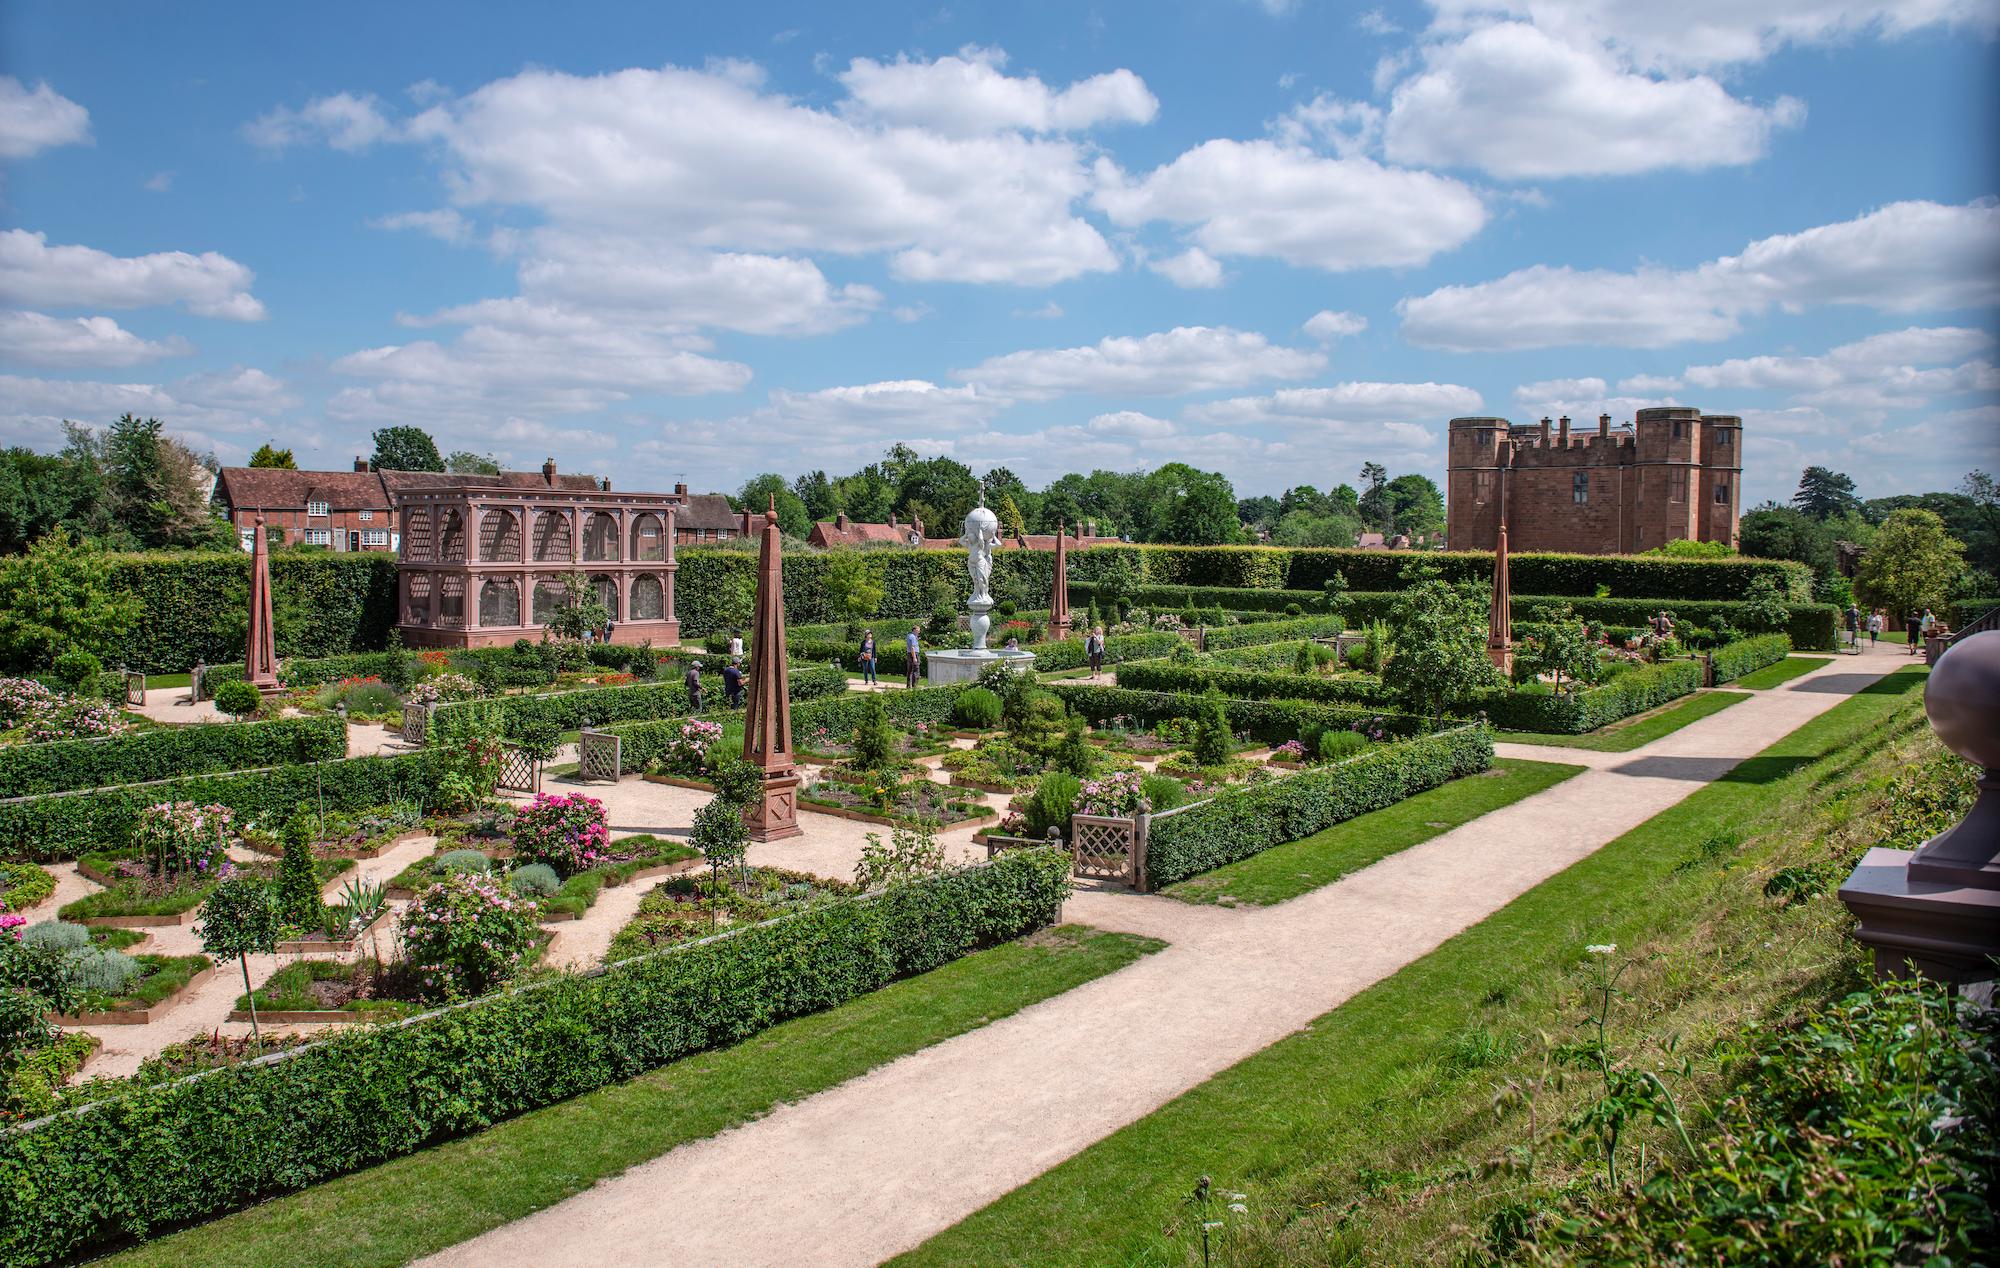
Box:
[103,923,1163,1268]
[1164,758,1584,907]
[1731,654,1831,689]
[895,667,1929,1267]
[1493,688,1748,751]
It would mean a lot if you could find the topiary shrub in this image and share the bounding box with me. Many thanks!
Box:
[1023,771,1081,840]
[953,687,1003,729]
[1055,711,1097,776]
[399,872,540,1001]
[49,651,102,692]
[1193,688,1232,767]
[212,679,262,721]
[436,849,491,875]
[273,812,322,932]
[850,694,897,772]
[508,863,560,897]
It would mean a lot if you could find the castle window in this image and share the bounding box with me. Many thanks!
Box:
[1669,469,1688,503]
[1716,428,1732,447]
[1671,419,1685,440]
[1714,481,1730,505]
[1572,472,1589,504]
[1474,471,1496,506]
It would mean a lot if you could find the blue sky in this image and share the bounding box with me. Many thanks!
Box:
[2,0,1996,507]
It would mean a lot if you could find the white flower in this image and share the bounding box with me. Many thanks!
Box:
[1585,944,1617,956]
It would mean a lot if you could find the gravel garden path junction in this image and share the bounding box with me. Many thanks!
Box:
[415,644,1910,1268]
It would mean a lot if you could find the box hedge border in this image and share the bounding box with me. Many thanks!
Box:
[1045,683,1430,744]
[428,664,851,742]
[1709,634,1792,683]
[0,847,1074,1266]
[0,716,348,800]
[1145,722,1493,887]
[0,750,436,865]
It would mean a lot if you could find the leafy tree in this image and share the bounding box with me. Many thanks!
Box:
[1193,688,1232,767]
[196,874,282,1049]
[1739,506,1840,580]
[792,469,837,521]
[1742,574,1793,631]
[879,443,923,486]
[853,820,945,890]
[370,426,444,473]
[823,550,884,629]
[737,473,810,538]
[444,450,500,475]
[91,415,231,550]
[895,456,981,533]
[1385,473,1445,539]
[1144,463,1238,545]
[1382,577,1502,722]
[996,493,1028,544]
[1854,509,1965,615]
[1357,462,1392,533]
[1279,485,1327,519]
[1644,538,1735,558]
[832,466,895,523]
[1956,470,2000,577]
[1515,607,1599,694]
[0,534,141,671]
[981,466,1029,510]
[0,934,81,1072]
[1793,466,1861,520]
[0,446,100,554]
[1236,495,1281,532]
[247,443,296,469]
[544,571,611,642]
[1271,510,1361,547]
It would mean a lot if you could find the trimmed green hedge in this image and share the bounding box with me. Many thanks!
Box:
[429,664,850,742]
[1071,581,1316,614]
[0,848,1074,1264]
[1201,614,1344,650]
[0,716,348,799]
[1483,659,1707,733]
[602,687,970,774]
[673,547,1063,638]
[1116,660,1397,710]
[1045,684,1428,744]
[1950,598,1998,629]
[1068,545,1811,601]
[1321,593,1838,652]
[1144,723,1493,887]
[1710,634,1792,683]
[94,552,400,675]
[0,751,436,864]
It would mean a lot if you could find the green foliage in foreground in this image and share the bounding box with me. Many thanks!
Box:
[1730,655,1830,690]
[1494,690,1749,751]
[1166,758,1585,907]
[1,848,1074,1265]
[897,668,1968,1267]
[98,925,1161,1268]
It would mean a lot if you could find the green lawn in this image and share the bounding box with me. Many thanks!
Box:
[103,924,1163,1268]
[1493,688,1748,750]
[1730,654,1831,689]
[1164,758,1585,907]
[895,667,1931,1267]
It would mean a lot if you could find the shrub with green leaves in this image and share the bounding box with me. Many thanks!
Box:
[17,922,88,952]
[1193,688,1232,767]
[953,686,1003,729]
[1317,729,1368,761]
[399,871,541,1001]
[61,947,141,996]
[436,849,492,875]
[273,812,323,932]
[508,863,560,897]
[1023,771,1082,840]
[211,679,262,721]
[850,695,898,773]
[0,714,346,799]
[48,651,101,692]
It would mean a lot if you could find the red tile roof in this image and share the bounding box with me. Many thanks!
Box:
[809,514,928,547]
[216,468,391,511]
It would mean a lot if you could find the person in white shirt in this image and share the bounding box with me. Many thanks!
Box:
[1865,610,1883,646]
[727,630,744,658]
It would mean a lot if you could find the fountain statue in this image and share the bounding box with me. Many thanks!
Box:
[926,496,1037,685]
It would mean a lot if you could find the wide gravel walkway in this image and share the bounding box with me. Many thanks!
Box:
[424,645,1911,1268]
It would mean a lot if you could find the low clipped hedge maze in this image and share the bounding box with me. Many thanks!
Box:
[0,751,435,864]
[0,847,1074,1265]
[429,664,851,741]
[1144,724,1494,888]
[0,716,347,799]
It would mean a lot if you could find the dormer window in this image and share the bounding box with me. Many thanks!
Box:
[306,500,330,517]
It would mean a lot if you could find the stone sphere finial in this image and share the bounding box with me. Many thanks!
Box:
[1925,631,2000,771]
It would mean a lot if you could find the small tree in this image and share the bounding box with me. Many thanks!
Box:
[1741,575,1792,632]
[1093,555,1138,619]
[1193,688,1232,767]
[850,694,898,772]
[692,795,748,892]
[1322,570,1350,612]
[544,572,611,643]
[1383,579,1504,723]
[1854,509,1965,616]
[854,820,945,889]
[273,811,324,932]
[823,550,885,635]
[369,425,444,473]
[212,679,262,721]
[196,875,281,1050]
[1516,609,1599,695]
[1055,710,1097,776]
[247,443,296,469]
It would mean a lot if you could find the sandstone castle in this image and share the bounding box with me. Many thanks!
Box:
[1446,406,1741,554]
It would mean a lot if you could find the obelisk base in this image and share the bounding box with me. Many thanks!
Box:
[744,768,802,842]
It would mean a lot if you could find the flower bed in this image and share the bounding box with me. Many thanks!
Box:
[605,866,857,962]
[47,953,213,1026]
[0,861,56,912]
[230,959,428,1025]
[63,852,353,925]
[795,718,952,763]
[0,848,1075,1264]
[238,802,425,860]
[799,772,994,828]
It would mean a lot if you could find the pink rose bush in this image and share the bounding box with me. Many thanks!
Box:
[405,673,481,707]
[133,801,234,878]
[510,791,609,875]
[659,718,724,776]
[399,871,540,1000]
[0,678,130,742]
[0,679,53,729]
[1076,770,1146,818]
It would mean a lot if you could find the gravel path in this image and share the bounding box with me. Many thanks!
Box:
[423,646,1909,1268]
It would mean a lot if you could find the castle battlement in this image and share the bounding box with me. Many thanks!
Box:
[1446,407,1742,554]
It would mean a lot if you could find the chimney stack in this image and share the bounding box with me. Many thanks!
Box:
[673,481,688,497]
[542,457,557,486]
[889,512,898,530]
[1558,415,1571,447]
[835,511,849,530]
[1597,413,1611,440]
[353,456,370,473]
[600,476,612,492]
[1539,416,1552,445]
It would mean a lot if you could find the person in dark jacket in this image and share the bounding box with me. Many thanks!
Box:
[723,657,744,707]
[859,629,878,685]
[684,660,703,711]
[904,625,921,688]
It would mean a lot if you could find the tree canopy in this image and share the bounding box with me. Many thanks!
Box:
[370,425,444,473]
[1793,466,1862,520]
[247,444,296,469]
[1853,509,1964,614]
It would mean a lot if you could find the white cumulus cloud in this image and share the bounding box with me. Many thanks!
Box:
[243,92,396,152]
[956,326,1326,399]
[1304,310,1369,340]
[0,78,91,158]
[1149,247,1226,289]
[838,46,1157,136]
[0,229,266,321]
[0,311,193,368]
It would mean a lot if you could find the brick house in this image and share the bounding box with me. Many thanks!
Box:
[807,511,928,548]
[1446,407,1742,554]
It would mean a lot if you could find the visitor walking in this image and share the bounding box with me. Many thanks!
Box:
[859,629,877,685]
[1086,625,1105,675]
[1920,608,1937,651]
[728,629,744,658]
[684,660,704,711]
[1906,608,1923,656]
[1866,609,1882,647]
[1843,603,1862,651]
[723,657,744,707]
[904,626,921,688]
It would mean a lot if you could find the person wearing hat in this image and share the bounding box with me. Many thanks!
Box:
[684,659,704,711]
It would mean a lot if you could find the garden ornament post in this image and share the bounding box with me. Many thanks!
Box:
[246,512,280,693]
[741,496,801,841]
